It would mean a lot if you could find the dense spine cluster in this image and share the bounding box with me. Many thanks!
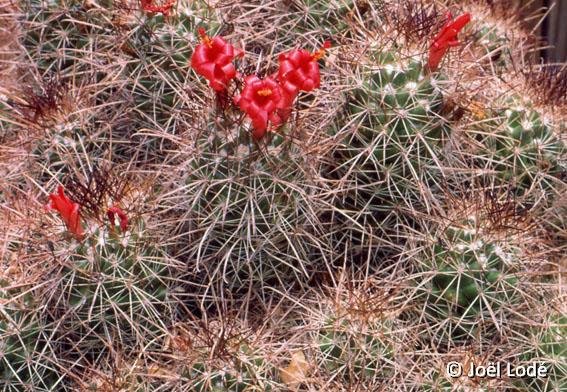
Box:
[343,52,449,206]
[419,215,523,340]
[472,97,565,196]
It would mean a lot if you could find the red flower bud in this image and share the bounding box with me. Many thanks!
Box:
[107,206,129,232]
[191,28,238,92]
[46,185,84,240]
[234,75,282,139]
[427,12,471,72]
[140,0,176,16]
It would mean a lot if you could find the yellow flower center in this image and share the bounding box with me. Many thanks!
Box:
[257,88,273,97]
[198,28,213,48]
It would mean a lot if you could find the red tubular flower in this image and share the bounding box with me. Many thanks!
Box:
[234,75,282,139]
[191,28,238,92]
[107,205,128,232]
[46,185,84,240]
[278,41,331,94]
[427,12,471,72]
[140,0,176,16]
[272,41,330,126]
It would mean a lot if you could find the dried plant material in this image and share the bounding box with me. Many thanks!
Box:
[0,1,20,95]
[280,350,311,388]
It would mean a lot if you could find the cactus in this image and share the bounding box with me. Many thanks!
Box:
[289,0,357,37]
[327,48,451,260]
[0,280,61,391]
[179,116,327,296]
[338,51,450,210]
[51,219,173,358]
[126,3,223,125]
[421,217,522,340]
[474,25,512,69]
[145,320,280,391]
[464,0,542,73]
[92,341,278,391]
[186,347,276,392]
[39,167,175,368]
[408,191,542,344]
[471,97,565,197]
[21,0,116,76]
[30,125,99,186]
[297,275,399,387]
[519,314,567,392]
[317,318,392,382]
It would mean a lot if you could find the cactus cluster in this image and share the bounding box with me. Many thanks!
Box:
[472,97,565,196]
[0,0,565,390]
[419,214,523,340]
[342,51,449,208]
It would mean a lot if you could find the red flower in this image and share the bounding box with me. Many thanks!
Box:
[234,75,282,139]
[278,41,331,94]
[46,185,84,239]
[140,0,176,16]
[272,41,330,126]
[191,28,238,92]
[427,12,471,72]
[107,206,128,232]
